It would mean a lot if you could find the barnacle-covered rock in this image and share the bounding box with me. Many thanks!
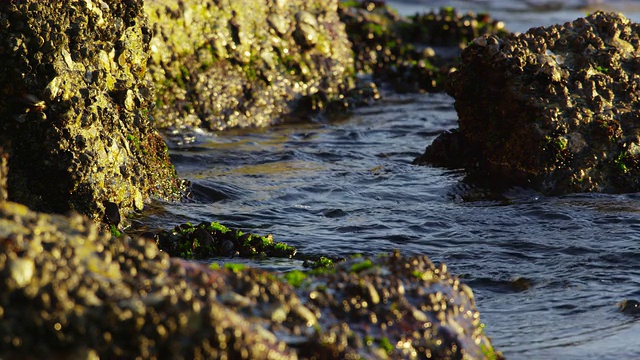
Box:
[417,12,640,194]
[0,1,185,221]
[156,221,297,259]
[145,0,356,131]
[294,252,502,359]
[339,3,507,92]
[0,201,295,359]
[0,201,501,359]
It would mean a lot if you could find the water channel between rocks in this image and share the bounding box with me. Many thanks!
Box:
[139,2,640,358]
[140,90,640,359]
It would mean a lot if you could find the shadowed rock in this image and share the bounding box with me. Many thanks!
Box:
[340,3,508,93]
[0,201,501,359]
[417,12,640,194]
[0,1,185,221]
[0,147,6,202]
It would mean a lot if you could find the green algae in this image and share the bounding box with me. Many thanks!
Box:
[481,342,501,360]
[283,270,308,288]
[379,337,394,354]
[109,225,122,238]
[615,151,630,174]
[310,256,336,270]
[156,221,297,260]
[349,259,374,273]
[224,263,247,272]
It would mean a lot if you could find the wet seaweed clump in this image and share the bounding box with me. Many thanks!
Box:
[156,221,297,259]
[339,2,508,92]
[417,11,640,194]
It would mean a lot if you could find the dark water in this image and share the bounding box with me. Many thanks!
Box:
[140,3,640,359]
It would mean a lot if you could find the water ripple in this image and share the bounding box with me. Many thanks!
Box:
[140,92,640,359]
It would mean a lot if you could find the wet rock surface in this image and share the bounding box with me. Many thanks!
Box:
[618,299,640,315]
[146,0,356,132]
[340,2,507,92]
[295,253,502,359]
[0,1,185,220]
[0,201,293,359]
[0,202,500,359]
[417,12,640,194]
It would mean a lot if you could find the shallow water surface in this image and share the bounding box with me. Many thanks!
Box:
[141,92,640,359]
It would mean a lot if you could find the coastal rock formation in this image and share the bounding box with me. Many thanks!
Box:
[0,201,293,359]
[416,12,640,194]
[145,0,356,131]
[295,253,500,359]
[0,1,185,220]
[0,202,501,359]
[340,3,507,92]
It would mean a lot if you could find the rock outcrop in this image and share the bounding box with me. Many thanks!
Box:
[0,1,185,220]
[416,12,640,194]
[340,3,507,92]
[294,253,501,359]
[145,0,356,131]
[0,201,501,359]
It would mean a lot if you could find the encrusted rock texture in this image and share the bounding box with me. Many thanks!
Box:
[145,0,356,131]
[0,147,7,202]
[0,202,500,359]
[0,1,184,221]
[418,12,640,194]
[340,3,507,92]
[295,253,501,359]
[0,201,292,359]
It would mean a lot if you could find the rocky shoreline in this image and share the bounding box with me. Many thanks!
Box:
[10,0,625,358]
[0,200,499,358]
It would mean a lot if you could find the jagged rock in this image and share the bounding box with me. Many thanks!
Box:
[293,253,502,359]
[0,201,294,359]
[145,0,356,131]
[0,201,501,359]
[417,12,640,194]
[0,1,185,221]
[340,3,507,92]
